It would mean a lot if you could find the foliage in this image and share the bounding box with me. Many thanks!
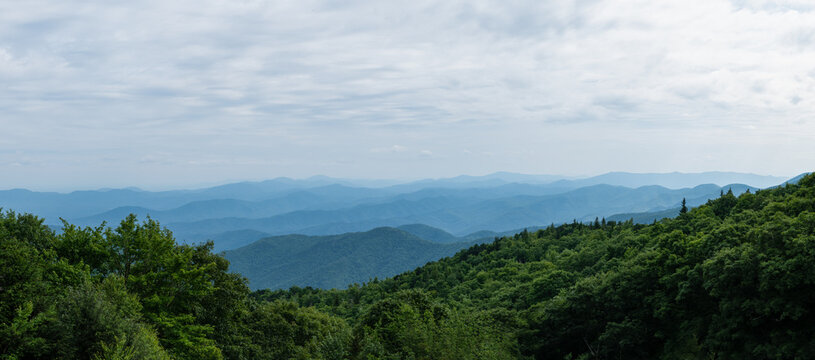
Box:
[244,300,352,359]
[351,289,517,359]
[0,211,344,359]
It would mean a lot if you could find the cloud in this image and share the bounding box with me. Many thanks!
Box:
[0,0,813,188]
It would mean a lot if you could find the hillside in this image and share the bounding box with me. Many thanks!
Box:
[224,227,478,289]
[257,173,815,359]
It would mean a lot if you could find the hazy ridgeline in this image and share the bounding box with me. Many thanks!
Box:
[1,172,784,252]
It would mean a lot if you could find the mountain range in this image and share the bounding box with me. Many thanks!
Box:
[0,172,794,253]
[155,182,759,245]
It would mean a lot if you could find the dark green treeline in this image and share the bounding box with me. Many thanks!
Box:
[3,174,815,359]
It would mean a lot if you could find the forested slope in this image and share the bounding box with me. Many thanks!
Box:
[260,174,815,359]
[224,227,478,290]
[2,173,814,359]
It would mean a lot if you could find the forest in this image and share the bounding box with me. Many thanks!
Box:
[2,173,814,359]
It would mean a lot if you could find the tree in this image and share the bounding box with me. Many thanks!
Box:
[680,198,688,214]
[105,216,222,359]
[54,215,224,359]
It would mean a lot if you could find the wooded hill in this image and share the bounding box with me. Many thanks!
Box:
[2,173,813,359]
[223,226,483,290]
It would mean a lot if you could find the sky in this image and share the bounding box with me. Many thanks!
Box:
[1,0,814,191]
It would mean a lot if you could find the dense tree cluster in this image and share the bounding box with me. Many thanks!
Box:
[2,173,814,359]
[0,214,353,359]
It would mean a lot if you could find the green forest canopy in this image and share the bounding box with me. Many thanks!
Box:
[2,173,814,359]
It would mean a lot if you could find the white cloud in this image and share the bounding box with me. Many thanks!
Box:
[0,0,813,189]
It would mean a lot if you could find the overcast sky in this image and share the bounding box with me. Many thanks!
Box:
[1,0,813,190]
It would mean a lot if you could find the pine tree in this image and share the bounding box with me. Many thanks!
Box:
[680,198,688,214]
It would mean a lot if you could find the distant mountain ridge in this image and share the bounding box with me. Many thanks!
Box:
[71,186,392,227]
[0,171,790,251]
[166,183,759,245]
[548,171,785,189]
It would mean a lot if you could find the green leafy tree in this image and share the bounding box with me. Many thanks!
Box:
[102,216,221,359]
